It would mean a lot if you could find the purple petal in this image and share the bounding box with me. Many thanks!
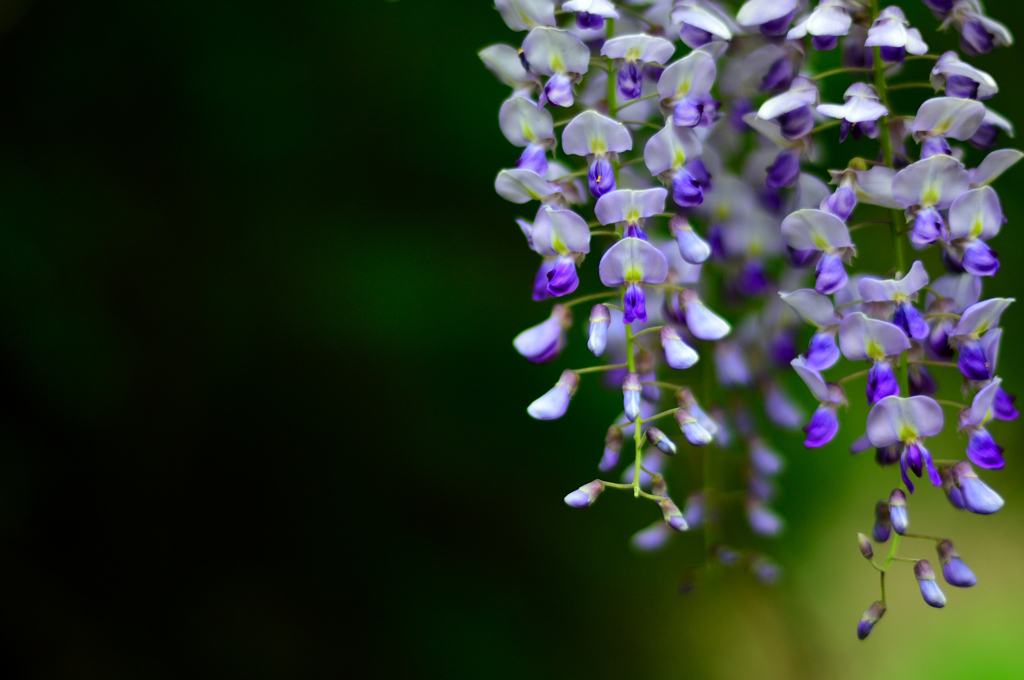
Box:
[967,428,1004,469]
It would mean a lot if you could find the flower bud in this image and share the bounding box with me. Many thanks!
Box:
[937,539,977,587]
[675,408,712,446]
[630,522,671,552]
[527,370,580,420]
[623,372,643,421]
[587,304,611,356]
[660,326,699,369]
[746,501,784,537]
[716,545,741,566]
[646,427,677,456]
[599,427,623,472]
[659,498,689,531]
[675,387,719,435]
[857,533,874,560]
[564,480,605,508]
[951,460,1005,514]
[750,556,782,585]
[651,473,668,498]
[670,215,711,264]
[938,464,967,509]
[915,559,947,608]
[857,601,886,640]
[873,500,892,543]
[888,489,908,535]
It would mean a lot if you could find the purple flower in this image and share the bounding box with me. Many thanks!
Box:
[675,408,713,446]
[946,186,1005,276]
[601,34,675,102]
[622,372,642,422]
[564,479,604,508]
[950,461,1004,514]
[528,369,580,420]
[937,539,977,587]
[587,304,611,356]
[736,0,797,36]
[930,51,998,100]
[513,304,572,363]
[910,97,987,142]
[857,601,886,640]
[817,83,889,142]
[562,110,633,199]
[867,396,944,491]
[959,379,1005,469]
[530,206,591,296]
[657,51,717,130]
[889,489,909,534]
[670,1,735,50]
[915,560,947,608]
[599,237,669,324]
[521,27,590,108]
[782,209,855,294]
[660,498,689,531]
[787,0,852,51]
[858,533,873,560]
[660,326,699,370]
[864,6,929,63]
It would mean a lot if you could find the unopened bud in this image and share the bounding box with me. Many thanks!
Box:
[937,539,977,587]
[675,408,712,446]
[661,326,699,369]
[914,559,947,608]
[750,556,782,585]
[857,601,886,640]
[676,387,718,435]
[564,479,604,508]
[670,215,712,264]
[873,500,891,542]
[939,465,967,510]
[951,460,1005,515]
[857,533,873,559]
[587,304,611,356]
[716,545,741,566]
[527,370,580,420]
[646,427,677,456]
[623,372,642,421]
[888,489,908,535]
[599,427,623,472]
[651,473,668,498]
[659,498,688,531]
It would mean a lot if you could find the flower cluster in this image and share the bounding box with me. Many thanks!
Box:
[483,0,1018,635]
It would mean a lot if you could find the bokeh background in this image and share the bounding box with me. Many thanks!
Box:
[0,0,1021,677]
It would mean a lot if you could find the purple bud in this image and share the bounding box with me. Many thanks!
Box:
[889,489,908,534]
[824,187,857,221]
[928,322,954,358]
[766,150,801,189]
[672,168,704,207]
[966,428,1005,469]
[857,601,886,640]
[951,461,1005,514]
[679,22,714,49]
[779,105,814,140]
[673,98,704,127]
[630,522,671,552]
[600,427,623,472]
[675,408,712,446]
[940,464,967,509]
[617,61,643,101]
[749,441,784,476]
[858,533,874,559]
[994,387,1018,421]
[716,545,741,566]
[961,19,995,56]
[660,498,689,531]
[747,502,784,537]
[660,326,699,370]
[751,557,783,585]
[528,369,580,420]
[804,404,839,448]
[575,11,604,30]
[911,207,944,246]
[962,241,1000,277]
[623,372,643,421]
[915,560,947,608]
[588,304,611,356]
[893,302,929,340]
[937,539,977,587]
[564,479,604,508]
[814,253,848,295]
[546,255,580,296]
[516,143,548,175]
[623,283,648,324]
[957,340,992,381]
[867,362,901,405]
[920,136,952,159]
[873,500,892,542]
[671,216,710,263]
[588,157,616,198]
[812,35,839,51]
[647,427,677,456]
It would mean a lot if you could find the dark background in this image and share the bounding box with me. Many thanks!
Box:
[0,0,1021,677]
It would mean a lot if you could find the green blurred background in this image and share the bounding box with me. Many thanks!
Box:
[0,0,1021,677]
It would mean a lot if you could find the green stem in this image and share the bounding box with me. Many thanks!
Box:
[811,119,842,135]
[838,368,871,384]
[886,82,935,92]
[573,363,628,375]
[891,556,920,564]
[562,291,618,308]
[641,381,685,391]
[589,230,619,237]
[849,219,891,232]
[834,299,865,312]
[811,66,874,81]
[909,360,957,369]
[903,54,941,62]
[631,325,665,340]
[617,92,658,111]
[606,19,616,120]
[934,399,968,410]
[620,120,663,131]
[902,532,944,542]
[924,313,960,320]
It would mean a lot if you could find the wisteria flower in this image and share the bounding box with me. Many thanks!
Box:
[948,297,1013,380]
[910,97,987,142]
[671,0,735,49]
[787,0,853,51]
[479,44,540,93]
[969,107,1014,150]
[562,110,633,198]
[930,50,998,99]
[521,26,590,107]
[495,168,562,204]
[529,369,580,420]
[791,356,847,447]
[499,96,556,174]
[857,260,930,340]
[817,82,888,142]
[657,49,718,128]
[562,0,619,30]
[595,188,668,240]
[602,34,675,100]
[864,6,929,63]
[780,288,843,370]
[946,0,1014,56]
[945,186,1005,275]
[969,148,1024,187]
[669,215,711,264]
[513,304,572,363]
[781,209,856,294]
[599,237,669,323]
[958,377,1004,468]
[839,312,912,403]
[496,0,556,32]
[757,77,819,141]
[950,460,1004,514]
[867,395,944,491]
[530,206,591,296]
[678,288,731,340]
[736,0,798,36]
[644,125,705,207]
[891,154,971,246]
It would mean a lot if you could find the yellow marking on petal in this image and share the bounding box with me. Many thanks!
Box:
[922,186,939,206]
[551,54,565,73]
[626,208,641,223]
[934,118,951,134]
[589,135,607,156]
[812,234,830,250]
[551,232,566,254]
[970,217,984,239]
[898,424,917,442]
[866,339,885,362]
[625,267,643,283]
[626,47,641,61]
[677,78,692,97]
[673,148,688,168]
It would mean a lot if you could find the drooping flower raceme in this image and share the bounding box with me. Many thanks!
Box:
[486,0,1019,640]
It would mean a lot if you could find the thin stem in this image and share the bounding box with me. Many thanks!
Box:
[887,81,935,92]
[573,363,628,375]
[838,368,871,384]
[909,360,958,369]
[880,570,886,604]
[935,399,968,410]
[891,556,920,564]
[902,532,944,543]
[811,119,842,134]
[589,59,609,72]
[924,313,960,320]
[631,325,665,341]
[587,220,601,227]
[923,286,949,300]
[642,381,685,392]
[553,119,571,128]
[618,156,645,168]
[617,92,658,111]
[589,230,619,237]
[617,3,654,25]
[600,481,635,490]
[811,66,873,81]
[552,169,588,181]
[638,490,666,502]
[620,120,663,131]
[562,291,618,308]
[835,299,865,312]
[849,219,891,232]
[606,19,617,120]
[647,283,688,292]
[638,407,680,427]
[904,54,941,62]
[882,532,901,571]
[655,213,677,218]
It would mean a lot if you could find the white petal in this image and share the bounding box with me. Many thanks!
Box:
[643,124,702,176]
[495,169,560,203]
[970,149,1024,187]
[499,96,554,147]
[948,186,1003,241]
[796,173,831,210]
[952,298,1014,339]
[521,26,590,77]
[479,44,535,88]
[671,1,734,39]
[781,209,853,252]
[496,0,556,32]
[891,155,970,210]
[791,356,832,403]
[857,261,930,302]
[911,97,987,142]
[736,0,796,27]
[602,34,675,65]
[758,77,818,120]
[595,188,668,225]
[905,28,929,55]
[807,4,851,36]
[562,110,633,157]
[562,0,618,18]
[865,18,907,48]
[530,206,591,255]
[779,289,841,328]
[657,51,717,103]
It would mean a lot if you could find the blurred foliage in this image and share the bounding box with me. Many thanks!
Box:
[0,0,1020,677]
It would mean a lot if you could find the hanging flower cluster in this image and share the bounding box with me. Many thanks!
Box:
[483,0,1018,637]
